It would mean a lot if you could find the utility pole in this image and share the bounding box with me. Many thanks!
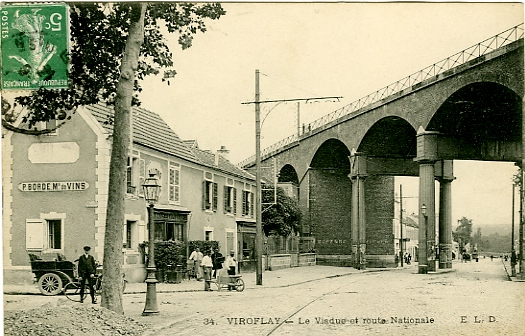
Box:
[255,69,263,286]
[400,184,404,267]
[297,102,301,137]
[243,70,342,286]
[512,183,516,276]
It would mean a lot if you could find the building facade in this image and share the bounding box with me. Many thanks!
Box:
[3,103,256,284]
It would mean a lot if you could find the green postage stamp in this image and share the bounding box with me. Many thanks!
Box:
[1,3,69,90]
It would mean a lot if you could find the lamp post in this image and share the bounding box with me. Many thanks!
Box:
[142,173,161,315]
[419,204,428,274]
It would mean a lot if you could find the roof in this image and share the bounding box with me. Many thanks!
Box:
[86,102,199,163]
[403,216,419,228]
[192,147,254,180]
[86,102,254,181]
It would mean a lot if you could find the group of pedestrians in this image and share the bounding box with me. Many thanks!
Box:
[188,247,237,291]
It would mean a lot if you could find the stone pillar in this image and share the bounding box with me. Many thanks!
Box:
[414,128,439,274]
[349,150,367,270]
[437,160,454,269]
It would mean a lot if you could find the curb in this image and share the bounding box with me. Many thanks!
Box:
[501,259,525,282]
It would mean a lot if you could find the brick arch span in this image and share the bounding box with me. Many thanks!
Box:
[358,116,417,158]
[427,81,522,161]
[278,164,299,184]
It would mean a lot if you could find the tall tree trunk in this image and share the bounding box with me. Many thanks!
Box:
[101,3,146,314]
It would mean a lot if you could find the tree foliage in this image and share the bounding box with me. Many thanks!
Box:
[4,2,225,130]
[262,186,302,236]
[453,216,473,247]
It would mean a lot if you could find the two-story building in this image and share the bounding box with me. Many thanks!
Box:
[2,102,256,284]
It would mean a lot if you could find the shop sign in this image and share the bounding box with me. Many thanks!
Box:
[18,181,89,192]
[154,211,187,222]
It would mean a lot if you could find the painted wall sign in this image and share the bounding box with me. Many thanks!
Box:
[1,3,69,90]
[18,181,89,192]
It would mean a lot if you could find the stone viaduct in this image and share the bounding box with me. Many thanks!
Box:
[240,25,524,271]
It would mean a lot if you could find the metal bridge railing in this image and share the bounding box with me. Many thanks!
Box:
[238,23,524,168]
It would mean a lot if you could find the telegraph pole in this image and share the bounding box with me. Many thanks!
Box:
[243,70,341,286]
[512,183,516,276]
[255,69,263,286]
[400,184,404,267]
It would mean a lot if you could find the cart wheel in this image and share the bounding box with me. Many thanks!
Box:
[235,278,245,292]
[38,273,63,296]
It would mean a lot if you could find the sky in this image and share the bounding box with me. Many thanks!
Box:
[136,2,523,230]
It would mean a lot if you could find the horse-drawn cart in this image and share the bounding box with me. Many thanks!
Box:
[29,254,76,296]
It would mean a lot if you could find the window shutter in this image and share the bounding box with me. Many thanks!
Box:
[26,220,44,250]
[250,192,254,217]
[233,188,237,215]
[138,159,145,196]
[212,182,218,211]
[223,186,228,213]
[242,191,247,215]
[202,181,207,210]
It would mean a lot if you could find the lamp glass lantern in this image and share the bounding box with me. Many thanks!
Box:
[143,173,161,204]
[421,204,427,217]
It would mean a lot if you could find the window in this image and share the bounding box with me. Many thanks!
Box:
[126,157,144,195]
[36,116,58,135]
[155,222,184,241]
[204,227,214,241]
[47,220,62,250]
[224,186,237,214]
[123,221,135,249]
[242,190,254,217]
[169,165,180,203]
[203,180,218,211]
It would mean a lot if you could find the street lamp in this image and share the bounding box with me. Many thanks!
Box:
[142,173,161,315]
[419,204,428,274]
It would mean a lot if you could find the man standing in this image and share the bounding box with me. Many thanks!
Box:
[78,246,97,304]
[201,250,213,291]
[211,248,223,278]
[189,247,203,281]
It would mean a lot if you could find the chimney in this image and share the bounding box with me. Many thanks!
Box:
[217,145,230,161]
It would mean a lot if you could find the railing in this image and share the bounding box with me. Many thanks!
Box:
[238,23,524,168]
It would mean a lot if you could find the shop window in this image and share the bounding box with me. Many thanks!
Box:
[203,180,218,211]
[47,219,62,250]
[224,186,237,214]
[155,221,184,241]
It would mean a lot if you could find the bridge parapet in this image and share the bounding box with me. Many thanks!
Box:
[238,23,524,169]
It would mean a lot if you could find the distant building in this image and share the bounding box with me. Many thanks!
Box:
[393,211,419,264]
[3,103,255,284]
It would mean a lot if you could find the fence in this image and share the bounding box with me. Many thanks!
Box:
[265,236,316,254]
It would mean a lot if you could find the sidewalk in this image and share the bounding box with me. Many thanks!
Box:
[3,265,360,295]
